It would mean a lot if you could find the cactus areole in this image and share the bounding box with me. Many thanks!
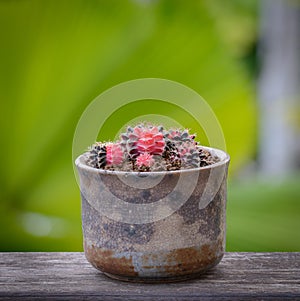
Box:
[87,123,219,172]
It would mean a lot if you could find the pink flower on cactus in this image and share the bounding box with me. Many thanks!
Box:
[136,153,154,168]
[134,126,165,155]
[106,143,124,166]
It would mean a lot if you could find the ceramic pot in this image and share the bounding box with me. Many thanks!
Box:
[76,147,230,282]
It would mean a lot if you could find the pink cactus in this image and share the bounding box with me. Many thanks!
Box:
[134,126,165,155]
[106,143,124,166]
[87,123,212,172]
[136,153,155,168]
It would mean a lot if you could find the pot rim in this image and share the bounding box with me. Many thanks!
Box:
[75,146,230,175]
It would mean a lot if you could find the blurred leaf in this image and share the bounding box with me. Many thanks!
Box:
[227,175,300,251]
[0,0,259,251]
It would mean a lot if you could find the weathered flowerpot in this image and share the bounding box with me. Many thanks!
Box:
[76,147,230,282]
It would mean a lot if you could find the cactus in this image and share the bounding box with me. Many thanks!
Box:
[120,124,165,159]
[164,129,196,145]
[136,153,155,171]
[135,125,165,155]
[163,129,197,170]
[105,143,124,166]
[87,142,106,169]
[86,123,217,171]
[120,126,139,159]
[178,141,200,168]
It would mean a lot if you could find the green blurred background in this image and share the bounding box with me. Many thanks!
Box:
[0,0,299,252]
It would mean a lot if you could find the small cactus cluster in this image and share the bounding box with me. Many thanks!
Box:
[86,123,218,172]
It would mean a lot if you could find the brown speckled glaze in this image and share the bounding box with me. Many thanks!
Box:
[76,147,230,282]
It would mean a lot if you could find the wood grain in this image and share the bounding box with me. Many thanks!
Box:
[0,252,299,300]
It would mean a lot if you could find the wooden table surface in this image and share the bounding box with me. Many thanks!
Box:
[0,252,299,300]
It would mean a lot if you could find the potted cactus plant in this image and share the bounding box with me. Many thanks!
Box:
[76,123,230,282]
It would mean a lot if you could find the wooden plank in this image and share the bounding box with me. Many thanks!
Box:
[0,252,299,300]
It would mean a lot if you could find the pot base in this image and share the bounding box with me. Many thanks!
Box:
[102,257,222,283]
[85,242,224,283]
